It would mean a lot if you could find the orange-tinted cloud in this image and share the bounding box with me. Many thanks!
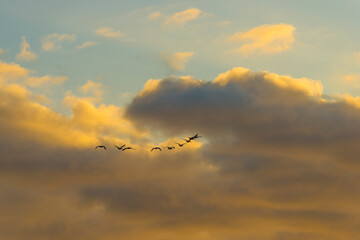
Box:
[164,8,202,26]
[228,23,295,55]
[0,59,67,87]
[94,27,126,39]
[2,62,360,239]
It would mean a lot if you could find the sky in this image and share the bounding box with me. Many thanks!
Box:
[1,1,360,239]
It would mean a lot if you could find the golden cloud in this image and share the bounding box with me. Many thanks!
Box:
[164,8,202,26]
[0,59,67,87]
[94,27,126,39]
[2,62,360,239]
[228,23,295,55]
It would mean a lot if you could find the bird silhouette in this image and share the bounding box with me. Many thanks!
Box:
[183,138,192,143]
[166,146,175,150]
[114,144,126,150]
[95,145,106,150]
[176,142,186,147]
[189,133,202,140]
[122,147,135,151]
[151,147,162,151]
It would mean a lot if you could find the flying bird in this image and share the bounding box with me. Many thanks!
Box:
[151,147,162,151]
[122,147,135,151]
[183,138,192,143]
[95,145,106,150]
[166,146,175,150]
[176,142,186,147]
[189,133,202,140]
[114,144,126,150]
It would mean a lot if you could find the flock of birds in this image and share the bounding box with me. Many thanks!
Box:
[95,133,202,152]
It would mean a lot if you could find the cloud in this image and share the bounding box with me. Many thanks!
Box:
[0,59,148,149]
[164,8,202,26]
[218,20,232,26]
[78,80,103,102]
[147,11,162,20]
[25,75,68,87]
[0,60,29,83]
[160,51,194,71]
[228,23,295,55]
[124,69,360,240]
[77,41,98,49]
[126,67,360,169]
[337,74,360,89]
[94,27,126,39]
[15,36,38,62]
[2,62,360,239]
[0,59,67,87]
[342,74,360,83]
[42,33,76,51]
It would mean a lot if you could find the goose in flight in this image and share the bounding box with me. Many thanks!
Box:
[122,147,135,151]
[166,146,175,150]
[151,147,162,151]
[95,145,106,150]
[183,138,192,143]
[114,144,126,150]
[189,133,202,140]
[176,142,186,147]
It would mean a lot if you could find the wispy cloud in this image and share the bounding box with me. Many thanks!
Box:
[16,36,38,62]
[164,8,202,26]
[77,41,98,49]
[25,75,67,87]
[147,11,162,20]
[42,33,76,51]
[218,21,232,26]
[160,51,194,71]
[342,74,360,83]
[0,58,67,87]
[94,27,126,39]
[228,23,296,56]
